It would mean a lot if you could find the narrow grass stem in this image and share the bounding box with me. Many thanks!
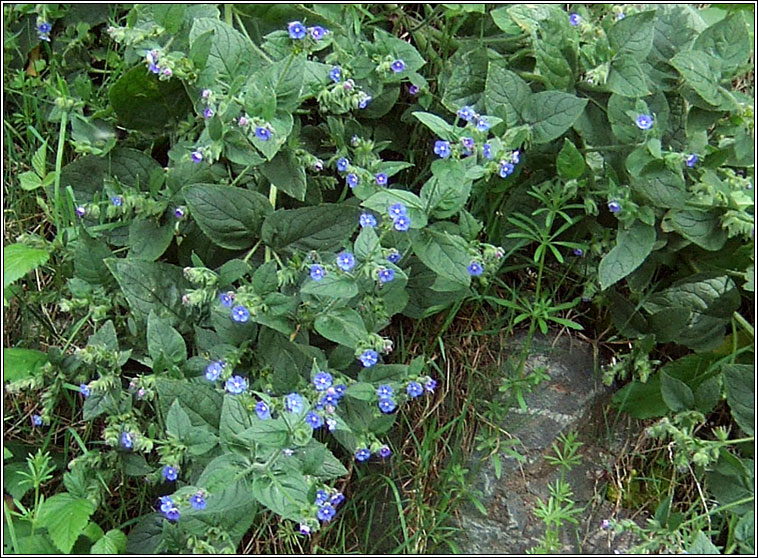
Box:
[53,110,69,232]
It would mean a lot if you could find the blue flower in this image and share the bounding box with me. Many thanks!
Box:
[409,84,419,95]
[616,12,626,20]
[425,378,437,392]
[37,22,52,34]
[255,127,272,141]
[375,173,388,186]
[310,25,327,40]
[173,207,186,219]
[391,59,406,73]
[482,143,493,160]
[499,162,515,178]
[457,106,475,121]
[231,305,250,323]
[359,349,379,368]
[573,248,584,257]
[315,489,329,505]
[205,361,225,381]
[377,268,395,283]
[635,114,653,130]
[219,292,234,307]
[148,63,161,74]
[359,213,377,228]
[686,154,698,168]
[313,371,333,391]
[225,375,248,395]
[330,493,345,507]
[163,465,178,482]
[378,445,392,458]
[393,215,411,231]
[461,137,475,152]
[434,140,451,158]
[406,381,423,398]
[511,150,521,164]
[203,107,214,119]
[608,201,622,213]
[310,264,326,281]
[334,384,347,397]
[121,432,133,450]
[320,392,339,407]
[355,448,372,462]
[467,261,483,276]
[329,66,342,83]
[164,507,180,522]
[317,503,336,521]
[159,496,174,514]
[476,118,490,132]
[190,492,207,510]
[75,205,86,218]
[306,411,323,429]
[378,398,397,413]
[31,414,43,427]
[299,524,311,535]
[111,195,123,207]
[347,173,359,188]
[80,383,91,398]
[358,94,372,109]
[377,384,394,399]
[285,392,304,413]
[388,203,407,219]
[336,251,356,271]
[569,13,582,26]
[252,401,270,421]
[387,250,402,264]
[288,21,307,40]
[337,157,349,172]
[191,151,203,163]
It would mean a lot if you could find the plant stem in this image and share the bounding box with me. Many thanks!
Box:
[53,110,68,232]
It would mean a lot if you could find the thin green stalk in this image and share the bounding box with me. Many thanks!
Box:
[53,110,69,232]
[224,4,233,26]
[265,183,278,263]
[3,502,19,553]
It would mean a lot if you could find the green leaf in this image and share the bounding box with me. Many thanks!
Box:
[166,399,192,440]
[252,260,278,294]
[441,47,488,114]
[109,66,192,132]
[301,274,358,299]
[598,221,656,290]
[261,203,360,253]
[156,378,223,430]
[608,10,656,60]
[106,259,188,324]
[354,226,379,261]
[298,440,348,480]
[687,531,722,554]
[634,168,687,209]
[185,184,272,250]
[128,218,174,261]
[661,209,728,251]
[607,56,651,97]
[32,142,47,176]
[694,13,751,77]
[723,364,754,435]
[38,492,96,553]
[189,18,258,85]
[260,149,307,202]
[18,170,42,190]
[410,229,472,289]
[125,514,163,555]
[3,243,49,289]
[643,274,740,352]
[237,418,290,447]
[252,474,310,521]
[90,529,127,554]
[421,159,472,219]
[220,394,252,445]
[556,138,585,179]
[533,18,573,90]
[73,229,115,286]
[670,51,724,107]
[484,59,530,127]
[612,375,668,419]
[3,348,47,383]
[314,308,367,349]
[411,111,457,142]
[522,91,587,144]
[660,372,695,412]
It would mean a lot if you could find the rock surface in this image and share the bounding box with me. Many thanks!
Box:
[453,332,644,554]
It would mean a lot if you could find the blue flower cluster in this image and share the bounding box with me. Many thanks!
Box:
[37,21,51,42]
[288,21,328,42]
[388,203,411,231]
[376,384,396,414]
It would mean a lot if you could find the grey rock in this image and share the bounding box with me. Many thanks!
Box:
[454,332,645,554]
